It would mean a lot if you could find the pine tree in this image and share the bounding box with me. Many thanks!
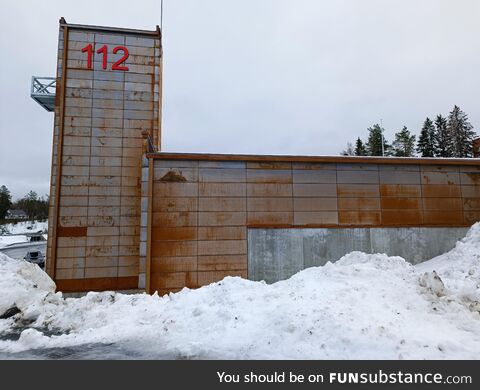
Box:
[433,114,452,157]
[417,117,436,157]
[392,126,416,157]
[366,124,390,156]
[447,105,476,157]
[0,185,12,219]
[354,138,367,156]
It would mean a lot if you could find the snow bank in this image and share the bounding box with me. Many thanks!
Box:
[0,225,479,359]
[0,254,56,320]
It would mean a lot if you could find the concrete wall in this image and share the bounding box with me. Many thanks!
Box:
[248,227,469,283]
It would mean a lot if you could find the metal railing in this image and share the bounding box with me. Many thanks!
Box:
[31,76,56,112]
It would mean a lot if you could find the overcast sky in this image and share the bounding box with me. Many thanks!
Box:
[1,0,480,198]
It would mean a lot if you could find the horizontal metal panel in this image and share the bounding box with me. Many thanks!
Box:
[198,226,247,241]
[293,184,337,197]
[247,183,292,197]
[292,170,337,184]
[198,211,246,226]
[197,255,247,271]
[294,211,338,225]
[338,211,381,225]
[247,212,293,226]
[337,184,379,198]
[293,197,338,211]
[199,197,246,212]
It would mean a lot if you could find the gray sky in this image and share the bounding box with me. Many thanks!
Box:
[1,0,479,199]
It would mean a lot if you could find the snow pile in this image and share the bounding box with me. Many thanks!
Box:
[417,225,480,313]
[0,254,56,321]
[0,226,479,359]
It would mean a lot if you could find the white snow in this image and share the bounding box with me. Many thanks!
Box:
[1,220,48,236]
[0,224,479,359]
[0,220,48,249]
[0,235,29,249]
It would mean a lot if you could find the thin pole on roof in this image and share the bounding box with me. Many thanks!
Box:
[161,0,164,31]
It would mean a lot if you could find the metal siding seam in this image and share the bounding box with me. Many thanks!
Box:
[146,157,154,293]
[51,24,70,281]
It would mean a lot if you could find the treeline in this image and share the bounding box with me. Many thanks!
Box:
[342,105,476,158]
[0,186,49,220]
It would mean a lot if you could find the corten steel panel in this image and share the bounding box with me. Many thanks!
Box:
[148,156,480,294]
[47,19,162,292]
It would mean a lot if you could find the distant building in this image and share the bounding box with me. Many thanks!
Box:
[5,209,28,220]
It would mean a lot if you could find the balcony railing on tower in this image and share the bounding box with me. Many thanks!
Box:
[31,76,56,112]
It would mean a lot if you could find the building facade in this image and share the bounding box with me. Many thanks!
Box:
[46,21,480,293]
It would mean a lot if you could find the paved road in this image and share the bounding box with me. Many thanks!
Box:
[0,242,47,261]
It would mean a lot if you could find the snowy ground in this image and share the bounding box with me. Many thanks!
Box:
[0,224,479,360]
[1,220,47,235]
[0,220,48,250]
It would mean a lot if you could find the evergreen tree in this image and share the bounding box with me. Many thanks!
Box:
[354,138,367,156]
[392,126,416,157]
[433,114,452,157]
[417,117,436,157]
[0,185,12,219]
[447,105,476,157]
[366,124,390,156]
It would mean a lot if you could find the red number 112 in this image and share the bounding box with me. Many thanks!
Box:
[80,44,129,71]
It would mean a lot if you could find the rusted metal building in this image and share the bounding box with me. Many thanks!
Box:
[40,20,480,294]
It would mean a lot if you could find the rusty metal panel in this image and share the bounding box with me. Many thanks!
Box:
[338,211,381,225]
[199,183,246,197]
[460,172,480,186]
[463,198,480,210]
[246,169,292,183]
[198,227,247,241]
[423,198,462,210]
[337,170,379,184]
[379,170,421,185]
[198,255,247,271]
[197,240,247,256]
[199,197,246,212]
[151,257,197,273]
[150,272,197,289]
[292,169,337,183]
[198,212,246,226]
[338,198,380,210]
[152,212,197,227]
[422,185,461,198]
[247,212,294,226]
[247,198,293,212]
[199,168,246,183]
[247,183,292,197]
[151,241,197,257]
[293,198,337,211]
[152,227,197,241]
[337,184,380,197]
[294,211,338,225]
[293,183,337,197]
[380,184,421,197]
[380,197,422,209]
[382,210,423,225]
[423,211,463,225]
[421,171,460,185]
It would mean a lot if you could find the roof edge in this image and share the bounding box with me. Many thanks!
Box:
[59,17,160,37]
[146,152,480,166]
